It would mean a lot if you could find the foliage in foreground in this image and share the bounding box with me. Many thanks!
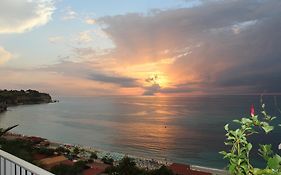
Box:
[0,138,35,162]
[0,125,18,137]
[220,101,281,175]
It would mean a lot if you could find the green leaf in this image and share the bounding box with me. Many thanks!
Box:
[219,151,227,155]
[241,118,252,124]
[233,119,241,123]
[267,155,281,169]
[260,122,274,133]
[227,135,235,140]
[258,144,273,161]
[224,124,229,131]
[247,143,252,151]
[229,164,235,174]
[262,125,274,134]
[224,142,233,146]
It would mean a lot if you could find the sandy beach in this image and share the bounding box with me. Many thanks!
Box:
[3,132,227,174]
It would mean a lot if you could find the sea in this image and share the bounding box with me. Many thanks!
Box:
[0,95,280,169]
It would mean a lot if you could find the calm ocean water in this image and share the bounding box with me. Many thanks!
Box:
[0,95,280,168]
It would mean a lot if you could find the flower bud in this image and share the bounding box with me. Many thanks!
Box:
[250,104,255,117]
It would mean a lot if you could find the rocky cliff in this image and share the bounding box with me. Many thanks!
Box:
[0,101,7,112]
[0,89,52,112]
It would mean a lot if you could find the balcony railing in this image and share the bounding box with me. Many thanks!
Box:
[0,150,54,175]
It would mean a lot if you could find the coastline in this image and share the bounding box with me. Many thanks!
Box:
[3,132,228,175]
[0,89,53,113]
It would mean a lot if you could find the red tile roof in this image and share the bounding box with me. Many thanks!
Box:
[83,168,104,175]
[39,156,72,170]
[169,163,191,175]
[61,160,75,166]
[168,163,211,175]
[190,170,212,175]
[83,162,111,175]
[33,153,49,160]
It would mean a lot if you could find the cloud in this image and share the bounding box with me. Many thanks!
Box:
[85,18,96,25]
[0,47,12,65]
[3,0,281,96]
[0,66,116,96]
[61,6,77,20]
[73,47,98,58]
[71,28,114,60]
[74,29,112,44]
[38,61,141,89]
[48,36,64,43]
[97,0,281,95]
[77,30,93,43]
[231,20,257,34]
[143,84,161,96]
[143,82,195,96]
[0,0,55,34]
[88,73,140,87]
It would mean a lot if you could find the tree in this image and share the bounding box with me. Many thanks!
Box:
[56,146,70,155]
[0,125,18,137]
[51,164,76,175]
[102,156,114,165]
[90,152,98,159]
[105,157,144,175]
[50,161,88,175]
[73,147,79,155]
[148,166,174,175]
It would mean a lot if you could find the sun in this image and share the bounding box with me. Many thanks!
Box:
[145,73,169,87]
[156,75,169,87]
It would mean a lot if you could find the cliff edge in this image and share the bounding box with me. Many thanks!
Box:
[0,89,52,112]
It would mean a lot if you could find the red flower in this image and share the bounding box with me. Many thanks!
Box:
[250,104,255,117]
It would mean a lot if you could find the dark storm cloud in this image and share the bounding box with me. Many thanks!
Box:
[98,0,281,94]
[142,84,161,96]
[88,73,140,87]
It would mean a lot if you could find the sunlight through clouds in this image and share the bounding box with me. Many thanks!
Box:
[0,0,281,96]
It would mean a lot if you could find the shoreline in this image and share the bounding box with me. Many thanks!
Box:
[3,132,228,174]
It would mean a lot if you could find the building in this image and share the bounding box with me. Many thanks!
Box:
[39,155,74,170]
[83,162,111,175]
[168,163,212,175]
[169,163,191,175]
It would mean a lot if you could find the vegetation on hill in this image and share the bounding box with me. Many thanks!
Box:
[0,89,52,112]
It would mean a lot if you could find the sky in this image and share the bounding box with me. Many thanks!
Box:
[0,0,281,96]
